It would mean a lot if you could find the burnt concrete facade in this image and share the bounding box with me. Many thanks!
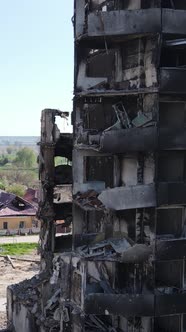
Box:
[7,1,186,332]
[70,1,186,331]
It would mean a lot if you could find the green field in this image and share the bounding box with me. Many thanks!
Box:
[0,243,38,256]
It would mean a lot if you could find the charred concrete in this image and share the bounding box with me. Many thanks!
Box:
[7,110,73,332]
[7,1,186,332]
[71,1,186,331]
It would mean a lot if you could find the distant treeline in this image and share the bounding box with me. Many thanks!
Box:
[0,136,40,146]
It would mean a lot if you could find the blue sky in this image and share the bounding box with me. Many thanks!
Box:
[0,1,74,136]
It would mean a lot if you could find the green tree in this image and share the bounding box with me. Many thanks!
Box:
[6,184,26,197]
[0,182,5,190]
[6,146,13,155]
[0,155,9,166]
[0,168,38,187]
[13,147,37,168]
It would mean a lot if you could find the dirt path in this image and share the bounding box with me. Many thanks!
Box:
[0,252,40,330]
[0,235,39,245]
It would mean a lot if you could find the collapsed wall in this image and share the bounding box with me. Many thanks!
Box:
[7,110,73,332]
[7,1,186,331]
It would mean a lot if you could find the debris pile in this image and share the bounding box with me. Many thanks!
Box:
[77,237,152,263]
[76,190,104,209]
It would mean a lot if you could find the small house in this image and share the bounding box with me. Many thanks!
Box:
[0,190,39,235]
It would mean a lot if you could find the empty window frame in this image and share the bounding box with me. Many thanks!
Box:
[158,152,186,182]
[82,96,138,131]
[156,208,184,238]
[161,47,186,68]
[154,315,182,332]
[19,221,25,229]
[85,156,114,188]
[82,102,116,131]
[86,50,115,78]
[162,0,186,9]
[159,102,186,128]
[141,0,161,8]
[155,260,184,289]
[54,164,72,185]
[3,222,8,230]
[115,263,136,292]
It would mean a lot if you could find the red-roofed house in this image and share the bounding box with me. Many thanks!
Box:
[0,190,40,235]
[23,188,39,207]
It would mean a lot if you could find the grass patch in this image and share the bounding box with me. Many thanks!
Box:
[0,243,38,256]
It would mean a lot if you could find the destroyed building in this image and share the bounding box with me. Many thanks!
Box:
[6,1,186,331]
[7,109,73,332]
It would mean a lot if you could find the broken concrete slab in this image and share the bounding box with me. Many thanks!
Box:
[98,184,156,210]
